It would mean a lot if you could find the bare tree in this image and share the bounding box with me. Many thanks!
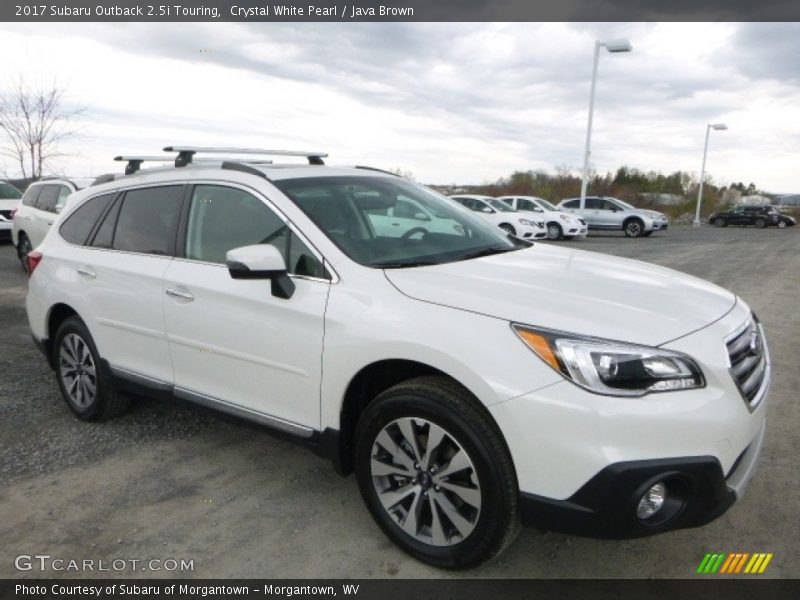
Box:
[0,78,84,180]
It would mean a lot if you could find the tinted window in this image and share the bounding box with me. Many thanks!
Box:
[90,198,121,249]
[562,199,579,209]
[113,186,183,255]
[584,198,601,210]
[518,199,537,211]
[22,185,43,207]
[0,182,22,199]
[59,193,116,245]
[185,185,325,277]
[36,185,61,213]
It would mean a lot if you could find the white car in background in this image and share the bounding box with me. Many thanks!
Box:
[449,194,547,240]
[498,195,587,240]
[12,178,92,271]
[0,180,23,242]
[365,192,465,239]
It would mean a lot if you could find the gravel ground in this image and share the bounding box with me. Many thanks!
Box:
[1,225,798,579]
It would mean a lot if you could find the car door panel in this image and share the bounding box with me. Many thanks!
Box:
[163,183,329,430]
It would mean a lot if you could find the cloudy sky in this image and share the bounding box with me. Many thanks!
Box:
[0,22,798,192]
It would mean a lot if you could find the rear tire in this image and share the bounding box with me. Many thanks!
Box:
[53,316,130,421]
[354,376,520,570]
[754,218,767,229]
[17,234,32,272]
[713,217,726,227]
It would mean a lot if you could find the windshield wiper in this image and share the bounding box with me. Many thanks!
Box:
[373,260,440,269]
[457,246,518,261]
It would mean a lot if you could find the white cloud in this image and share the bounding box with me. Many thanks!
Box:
[0,22,798,192]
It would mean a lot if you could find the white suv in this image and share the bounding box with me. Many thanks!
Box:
[26,148,769,569]
[497,195,587,240]
[448,194,547,240]
[12,178,91,271]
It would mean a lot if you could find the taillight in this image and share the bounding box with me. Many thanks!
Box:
[27,251,43,275]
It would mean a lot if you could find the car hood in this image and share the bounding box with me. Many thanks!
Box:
[642,209,666,219]
[385,245,736,346]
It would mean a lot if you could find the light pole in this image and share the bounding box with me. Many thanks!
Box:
[693,123,727,226]
[579,38,632,215]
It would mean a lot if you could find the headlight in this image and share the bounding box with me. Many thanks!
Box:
[512,325,704,396]
[559,214,571,222]
[518,218,535,226]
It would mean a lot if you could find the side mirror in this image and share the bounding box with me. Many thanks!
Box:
[226,245,295,299]
[413,212,430,222]
[482,206,494,214]
[533,207,544,213]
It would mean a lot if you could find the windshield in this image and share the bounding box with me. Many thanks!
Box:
[489,199,516,212]
[274,176,525,268]
[534,198,558,211]
[0,182,22,199]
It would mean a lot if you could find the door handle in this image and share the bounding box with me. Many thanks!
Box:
[165,288,195,302]
[77,266,96,279]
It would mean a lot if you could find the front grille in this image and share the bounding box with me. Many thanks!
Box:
[726,315,769,410]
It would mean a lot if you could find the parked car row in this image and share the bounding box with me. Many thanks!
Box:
[0,180,23,242]
[447,193,668,239]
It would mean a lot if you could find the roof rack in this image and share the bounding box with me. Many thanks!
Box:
[163,146,327,167]
[114,155,175,175]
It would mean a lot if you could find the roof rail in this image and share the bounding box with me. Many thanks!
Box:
[163,146,327,167]
[114,155,175,175]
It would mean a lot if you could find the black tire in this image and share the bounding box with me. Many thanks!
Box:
[623,218,645,238]
[354,376,520,570]
[713,217,726,228]
[546,222,563,240]
[754,218,767,229]
[53,316,130,421]
[17,234,32,272]
[499,223,516,237]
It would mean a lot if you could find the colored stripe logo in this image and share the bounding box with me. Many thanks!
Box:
[697,552,773,574]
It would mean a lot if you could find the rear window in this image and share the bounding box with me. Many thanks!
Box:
[21,185,43,207]
[36,185,61,213]
[0,182,21,199]
[113,186,183,255]
[59,194,116,245]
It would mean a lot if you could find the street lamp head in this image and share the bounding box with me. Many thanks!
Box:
[601,39,633,53]
[710,123,728,131]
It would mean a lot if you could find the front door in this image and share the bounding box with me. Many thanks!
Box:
[162,184,330,431]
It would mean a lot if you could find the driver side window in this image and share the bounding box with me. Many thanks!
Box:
[184,185,327,278]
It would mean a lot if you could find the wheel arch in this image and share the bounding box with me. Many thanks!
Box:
[332,358,508,476]
[44,303,81,369]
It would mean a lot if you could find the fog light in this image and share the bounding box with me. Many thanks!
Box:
[637,482,666,520]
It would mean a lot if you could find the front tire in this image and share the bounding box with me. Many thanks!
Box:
[546,222,563,240]
[624,218,645,238]
[53,316,130,421]
[777,220,787,229]
[499,223,516,237]
[713,217,726,227]
[17,234,32,272]
[354,376,519,569]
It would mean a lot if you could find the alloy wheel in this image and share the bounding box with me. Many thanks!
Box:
[370,417,482,547]
[625,221,643,237]
[18,237,32,272]
[59,333,97,409]
[547,223,562,240]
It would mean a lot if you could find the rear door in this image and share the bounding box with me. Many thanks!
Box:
[74,184,185,384]
[162,183,330,431]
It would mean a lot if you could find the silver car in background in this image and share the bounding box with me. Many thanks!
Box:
[557,196,669,238]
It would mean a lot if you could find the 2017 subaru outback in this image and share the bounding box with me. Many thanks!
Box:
[26,147,769,569]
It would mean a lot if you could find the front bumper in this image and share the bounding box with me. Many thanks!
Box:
[519,420,765,538]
